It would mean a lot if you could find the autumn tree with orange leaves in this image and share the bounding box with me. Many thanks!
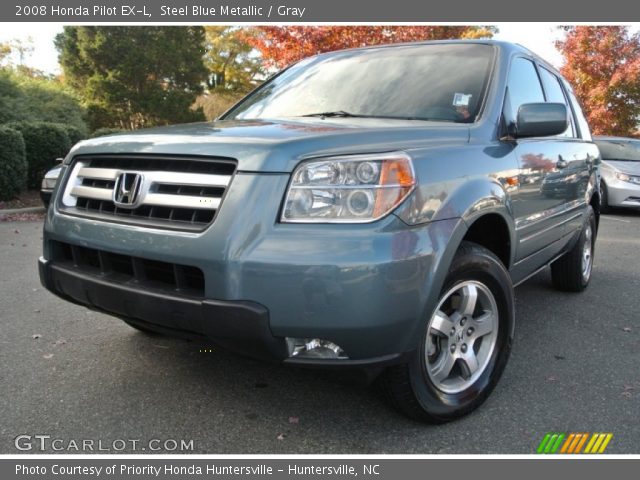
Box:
[245,26,496,69]
[557,26,640,137]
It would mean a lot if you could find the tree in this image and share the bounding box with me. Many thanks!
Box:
[0,38,43,77]
[557,26,640,137]
[0,43,11,65]
[56,27,208,130]
[0,126,27,200]
[196,27,264,121]
[7,121,71,189]
[0,68,87,133]
[244,26,496,68]
[0,38,34,68]
[9,38,34,66]
[204,26,262,93]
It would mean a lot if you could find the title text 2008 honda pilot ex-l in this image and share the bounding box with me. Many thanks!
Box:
[39,41,600,422]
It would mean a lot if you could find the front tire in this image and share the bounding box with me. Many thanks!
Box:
[380,241,515,423]
[551,205,596,292]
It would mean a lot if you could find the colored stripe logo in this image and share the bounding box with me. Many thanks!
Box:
[537,433,613,454]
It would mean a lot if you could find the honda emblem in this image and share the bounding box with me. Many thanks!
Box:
[113,172,143,208]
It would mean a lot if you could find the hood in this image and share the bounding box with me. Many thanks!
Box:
[69,119,470,172]
[602,160,640,176]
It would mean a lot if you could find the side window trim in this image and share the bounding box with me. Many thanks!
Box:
[532,63,549,103]
[559,79,585,139]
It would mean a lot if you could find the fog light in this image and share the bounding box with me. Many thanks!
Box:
[286,338,348,359]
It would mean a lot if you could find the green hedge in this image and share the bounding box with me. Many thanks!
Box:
[6,121,71,189]
[0,126,28,201]
[59,124,86,146]
[91,127,125,138]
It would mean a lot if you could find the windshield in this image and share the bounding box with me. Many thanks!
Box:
[596,139,640,161]
[223,43,495,123]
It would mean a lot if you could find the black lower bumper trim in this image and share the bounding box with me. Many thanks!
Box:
[39,257,407,371]
[38,257,288,362]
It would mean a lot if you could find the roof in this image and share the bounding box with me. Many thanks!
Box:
[311,39,556,73]
[594,136,640,142]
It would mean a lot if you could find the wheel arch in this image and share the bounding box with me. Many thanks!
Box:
[461,211,514,270]
[404,207,515,354]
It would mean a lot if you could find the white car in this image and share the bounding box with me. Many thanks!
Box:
[595,136,640,212]
[40,164,62,207]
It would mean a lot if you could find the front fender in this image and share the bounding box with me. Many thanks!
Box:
[396,175,517,268]
[401,216,470,353]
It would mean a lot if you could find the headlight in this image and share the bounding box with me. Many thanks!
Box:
[41,178,57,190]
[616,172,640,185]
[42,167,61,190]
[281,152,415,223]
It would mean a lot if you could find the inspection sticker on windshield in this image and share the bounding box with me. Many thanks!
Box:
[453,93,472,107]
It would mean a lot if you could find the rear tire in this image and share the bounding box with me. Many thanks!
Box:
[379,241,514,423]
[551,205,596,292]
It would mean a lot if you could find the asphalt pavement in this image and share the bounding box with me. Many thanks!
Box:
[0,213,638,454]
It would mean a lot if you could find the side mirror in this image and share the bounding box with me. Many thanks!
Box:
[515,103,568,138]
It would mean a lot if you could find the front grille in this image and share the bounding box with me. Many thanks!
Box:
[59,155,236,231]
[51,241,205,298]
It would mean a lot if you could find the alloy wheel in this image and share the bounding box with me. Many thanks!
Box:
[582,224,593,281]
[425,281,499,394]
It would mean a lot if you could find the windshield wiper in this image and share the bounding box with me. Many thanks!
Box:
[301,111,455,122]
[302,111,368,118]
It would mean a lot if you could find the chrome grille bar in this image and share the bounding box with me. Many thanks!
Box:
[77,167,119,181]
[70,185,114,201]
[144,193,222,210]
[77,167,232,188]
[60,156,236,231]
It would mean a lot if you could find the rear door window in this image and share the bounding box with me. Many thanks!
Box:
[539,67,575,138]
[562,79,592,141]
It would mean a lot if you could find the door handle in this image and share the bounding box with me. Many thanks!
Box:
[556,155,568,169]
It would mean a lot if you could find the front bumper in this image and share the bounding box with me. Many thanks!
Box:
[38,256,411,368]
[42,172,461,366]
[606,178,640,208]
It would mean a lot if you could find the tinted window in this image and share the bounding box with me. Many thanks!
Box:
[505,57,544,123]
[596,139,640,161]
[562,79,592,140]
[224,44,495,123]
[539,67,574,137]
[539,68,565,103]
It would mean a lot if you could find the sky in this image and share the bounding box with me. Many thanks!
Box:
[493,23,564,66]
[0,23,579,74]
